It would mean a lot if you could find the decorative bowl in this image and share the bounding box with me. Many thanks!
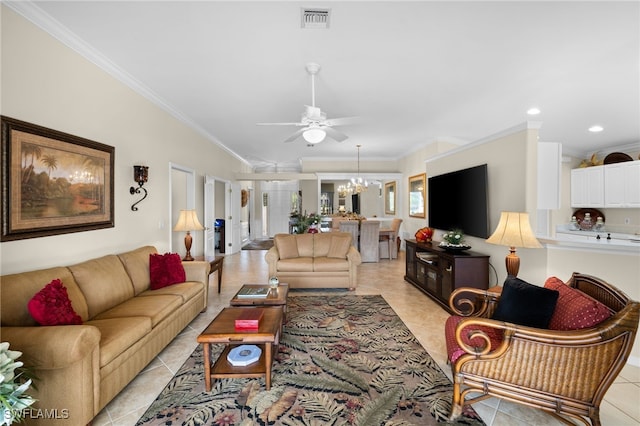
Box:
[438,242,471,251]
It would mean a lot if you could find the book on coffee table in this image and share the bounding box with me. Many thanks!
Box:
[234,308,264,330]
[236,286,271,299]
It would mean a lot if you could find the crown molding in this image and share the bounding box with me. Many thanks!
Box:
[424,121,541,163]
[4,1,250,167]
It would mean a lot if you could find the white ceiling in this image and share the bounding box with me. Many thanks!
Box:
[10,1,640,171]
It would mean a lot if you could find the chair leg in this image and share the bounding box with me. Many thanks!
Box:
[449,381,464,421]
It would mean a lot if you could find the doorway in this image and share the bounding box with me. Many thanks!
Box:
[169,163,196,255]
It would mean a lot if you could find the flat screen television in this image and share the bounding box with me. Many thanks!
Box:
[427,164,489,239]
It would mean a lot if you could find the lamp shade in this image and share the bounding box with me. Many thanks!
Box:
[486,212,541,248]
[173,210,204,232]
[302,127,326,144]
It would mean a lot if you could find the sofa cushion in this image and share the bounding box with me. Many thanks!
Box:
[118,246,157,295]
[313,257,350,272]
[1,267,89,326]
[275,234,299,259]
[137,281,203,305]
[313,233,332,257]
[328,234,352,259]
[445,315,505,364]
[69,255,135,319]
[276,257,314,272]
[149,253,186,290]
[296,233,315,258]
[85,317,152,367]
[492,276,559,328]
[28,278,83,326]
[93,294,183,327]
[544,277,612,330]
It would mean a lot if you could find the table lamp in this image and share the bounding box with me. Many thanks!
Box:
[486,211,541,277]
[173,209,204,261]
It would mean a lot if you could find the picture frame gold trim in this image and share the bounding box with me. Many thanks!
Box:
[408,173,426,218]
[384,181,396,215]
[1,116,115,241]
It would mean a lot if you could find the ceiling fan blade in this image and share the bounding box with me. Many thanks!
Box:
[323,116,360,126]
[283,128,305,143]
[323,126,349,142]
[256,122,305,126]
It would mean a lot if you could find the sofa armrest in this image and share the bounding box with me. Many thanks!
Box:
[346,246,361,265]
[1,325,100,369]
[182,260,210,310]
[2,326,101,424]
[182,260,210,283]
[265,247,280,277]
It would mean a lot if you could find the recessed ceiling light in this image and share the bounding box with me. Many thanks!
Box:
[588,125,604,133]
[527,107,541,115]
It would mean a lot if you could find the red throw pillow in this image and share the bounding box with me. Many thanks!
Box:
[149,253,186,290]
[28,279,83,326]
[544,277,612,330]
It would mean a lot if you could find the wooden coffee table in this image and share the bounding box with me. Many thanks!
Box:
[231,284,289,324]
[197,306,283,391]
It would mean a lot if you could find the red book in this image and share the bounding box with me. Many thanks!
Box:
[235,308,264,330]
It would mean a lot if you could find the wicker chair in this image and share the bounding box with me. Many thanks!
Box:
[446,272,639,426]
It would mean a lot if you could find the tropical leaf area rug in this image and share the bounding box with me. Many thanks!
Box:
[136,295,484,426]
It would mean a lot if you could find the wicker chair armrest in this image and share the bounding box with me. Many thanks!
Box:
[453,316,617,362]
[449,287,501,317]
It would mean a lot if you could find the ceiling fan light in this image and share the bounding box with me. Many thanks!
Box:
[303,128,326,144]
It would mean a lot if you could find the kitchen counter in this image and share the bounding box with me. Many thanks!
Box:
[545,227,640,254]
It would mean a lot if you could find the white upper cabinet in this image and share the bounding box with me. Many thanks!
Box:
[605,160,640,208]
[571,165,604,207]
[572,160,640,208]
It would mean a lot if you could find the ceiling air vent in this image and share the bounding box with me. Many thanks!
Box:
[301,8,330,29]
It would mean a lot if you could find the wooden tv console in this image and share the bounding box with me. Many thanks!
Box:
[404,239,489,314]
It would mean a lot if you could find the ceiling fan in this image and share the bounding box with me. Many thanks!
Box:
[257,63,356,144]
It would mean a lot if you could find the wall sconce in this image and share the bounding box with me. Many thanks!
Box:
[130,165,148,211]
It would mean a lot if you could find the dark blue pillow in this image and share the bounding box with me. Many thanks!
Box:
[492,276,559,328]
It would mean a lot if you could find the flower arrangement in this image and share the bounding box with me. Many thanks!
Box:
[440,229,466,247]
[0,342,36,425]
[291,212,322,234]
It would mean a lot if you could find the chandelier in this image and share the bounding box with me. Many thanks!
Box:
[338,145,368,196]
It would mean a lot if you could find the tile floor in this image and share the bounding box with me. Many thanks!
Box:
[93,249,640,426]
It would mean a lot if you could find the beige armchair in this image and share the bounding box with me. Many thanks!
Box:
[445,272,639,426]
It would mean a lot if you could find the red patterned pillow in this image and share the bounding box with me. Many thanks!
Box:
[28,279,82,326]
[544,277,612,330]
[149,253,186,290]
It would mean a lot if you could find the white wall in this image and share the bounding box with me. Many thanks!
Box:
[0,7,249,274]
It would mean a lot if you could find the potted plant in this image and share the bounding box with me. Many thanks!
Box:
[0,342,36,425]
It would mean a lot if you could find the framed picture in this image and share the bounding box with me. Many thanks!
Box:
[1,116,114,241]
[384,181,396,215]
[408,173,426,218]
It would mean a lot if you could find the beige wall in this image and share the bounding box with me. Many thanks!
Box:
[0,7,249,274]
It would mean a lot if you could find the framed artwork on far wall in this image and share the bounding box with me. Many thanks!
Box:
[408,173,426,218]
[384,181,396,215]
[1,116,115,241]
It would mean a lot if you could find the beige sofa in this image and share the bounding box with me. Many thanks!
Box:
[0,246,210,426]
[265,232,361,289]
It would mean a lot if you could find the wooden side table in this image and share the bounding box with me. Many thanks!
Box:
[197,306,282,391]
[196,256,225,293]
